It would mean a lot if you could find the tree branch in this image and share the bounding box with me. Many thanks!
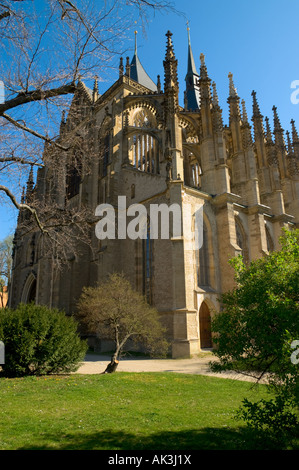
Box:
[0,155,44,167]
[0,184,49,235]
[0,82,76,114]
[2,112,69,151]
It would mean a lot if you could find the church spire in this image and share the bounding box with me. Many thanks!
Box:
[184,24,200,110]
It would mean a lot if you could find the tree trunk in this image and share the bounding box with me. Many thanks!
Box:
[102,351,119,374]
[102,359,119,373]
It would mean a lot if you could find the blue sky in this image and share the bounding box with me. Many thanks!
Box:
[1,0,298,240]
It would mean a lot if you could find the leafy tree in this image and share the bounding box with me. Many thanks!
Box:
[0,302,87,376]
[75,273,169,372]
[211,229,299,443]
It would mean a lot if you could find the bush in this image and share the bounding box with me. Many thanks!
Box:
[237,396,298,446]
[0,303,87,377]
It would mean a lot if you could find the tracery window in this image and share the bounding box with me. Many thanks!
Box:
[183,152,201,189]
[191,162,201,188]
[128,108,159,174]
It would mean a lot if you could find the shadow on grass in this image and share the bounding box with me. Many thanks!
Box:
[17,427,295,451]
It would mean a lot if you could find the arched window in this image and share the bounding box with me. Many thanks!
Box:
[21,273,37,304]
[197,223,210,287]
[100,130,110,177]
[235,218,248,262]
[265,225,274,252]
[66,147,82,199]
[183,152,201,188]
[128,108,159,174]
[133,108,156,128]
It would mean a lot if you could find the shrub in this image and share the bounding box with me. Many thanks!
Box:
[0,303,87,377]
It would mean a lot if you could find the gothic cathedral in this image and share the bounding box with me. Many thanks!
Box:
[9,30,299,357]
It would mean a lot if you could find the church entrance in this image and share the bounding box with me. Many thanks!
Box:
[199,301,212,348]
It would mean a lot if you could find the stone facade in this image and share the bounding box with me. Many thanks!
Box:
[9,30,299,357]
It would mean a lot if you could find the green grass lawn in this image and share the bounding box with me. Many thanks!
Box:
[0,372,296,450]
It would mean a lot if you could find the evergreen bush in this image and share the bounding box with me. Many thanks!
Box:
[0,303,87,377]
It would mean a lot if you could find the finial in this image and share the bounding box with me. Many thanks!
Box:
[186,20,191,43]
[228,72,238,98]
[265,116,273,143]
[273,105,283,132]
[165,30,174,58]
[212,82,219,106]
[251,90,262,118]
[134,29,138,55]
[199,53,209,80]
[92,75,99,101]
[291,119,299,143]
[241,99,249,123]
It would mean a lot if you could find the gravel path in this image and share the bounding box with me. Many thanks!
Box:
[75,353,265,383]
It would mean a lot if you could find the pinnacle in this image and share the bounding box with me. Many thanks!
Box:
[251,90,263,118]
[228,72,238,98]
[273,105,283,132]
[212,82,219,106]
[241,99,249,124]
[265,116,273,143]
[291,119,299,143]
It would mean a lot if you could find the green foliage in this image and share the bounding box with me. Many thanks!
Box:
[236,396,298,445]
[76,273,169,360]
[0,303,87,377]
[211,229,299,438]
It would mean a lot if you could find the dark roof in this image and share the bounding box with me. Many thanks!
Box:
[130,52,157,92]
[185,29,200,110]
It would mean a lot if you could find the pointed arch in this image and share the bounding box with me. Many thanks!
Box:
[196,211,216,290]
[21,272,37,304]
[199,301,212,348]
[99,115,113,178]
[235,217,249,262]
[127,107,160,174]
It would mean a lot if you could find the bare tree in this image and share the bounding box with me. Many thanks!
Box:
[0,0,176,265]
[75,272,169,373]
